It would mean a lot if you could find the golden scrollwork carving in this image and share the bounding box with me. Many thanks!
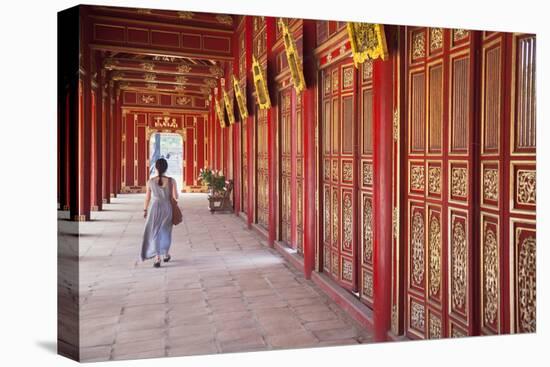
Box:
[483,224,499,326]
[411,211,425,286]
[363,196,373,263]
[363,60,373,80]
[177,63,191,73]
[331,252,339,275]
[393,108,399,141]
[332,191,339,248]
[410,166,425,191]
[332,161,338,181]
[342,258,353,282]
[518,235,536,332]
[232,75,248,120]
[392,207,399,240]
[363,162,373,186]
[324,160,330,180]
[483,168,499,201]
[413,32,425,59]
[177,11,194,19]
[346,23,388,67]
[343,162,353,181]
[363,271,373,298]
[517,170,536,205]
[391,304,399,335]
[430,28,443,51]
[210,65,224,79]
[216,14,233,26]
[324,189,331,243]
[223,91,235,125]
[175,75,187,84]
[175,96,190,105]
[453,29,469,42]
[324,73,331,95]
[145,73,156,82]
[343,67,354,89]
[252,56,271,109]
[141,62,154,71]
[451,167,467,197]
[429,313,441,339]
[205,79,218,89]
[279,19,306,93]
[141,95,156,104]
[428,167,441,194]
[429,215,441,297]
[332,71,339,91]
[451,220,467,310]
[410,301,425,331]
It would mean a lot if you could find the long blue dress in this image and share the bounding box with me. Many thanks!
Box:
[140,176,177,261]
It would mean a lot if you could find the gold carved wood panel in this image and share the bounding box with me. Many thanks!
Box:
[256,108,269,229]
[280,89,292,245]
[321,57,358,292]
[405,27,474,339]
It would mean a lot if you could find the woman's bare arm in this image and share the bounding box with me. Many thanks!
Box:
[172,178,179,201]
[143,180,151,217]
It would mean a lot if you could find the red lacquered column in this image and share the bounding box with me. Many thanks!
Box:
[302,19,317,279]
[266,17,276,247]
[373,27,395,342]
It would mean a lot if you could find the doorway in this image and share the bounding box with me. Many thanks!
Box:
[149,132,184,191]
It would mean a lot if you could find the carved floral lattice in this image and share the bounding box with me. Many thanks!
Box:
[517,170,536,205]
[363,162,373,186]
[411,302,425,331]
[484,168,499,201]
[430,28,443,51]
[343,162,353,181]
[518,235,536,332]
[451,220,467,310]
[413,32,426,59]
[411,211,425,286]
[324,189,330,243]
[342,194,353,251]
[451,167,467,197]
[363,271,373,298]
[483,225,499,326]
[411,166,425,191]
[429,313,441,339]
[342,259,353,281]
[332,191,339,247]
[363,197,373,263]
[428,167,441,194]
[429,216,441,297]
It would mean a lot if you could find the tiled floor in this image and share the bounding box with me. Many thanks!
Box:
[75,193,372,361]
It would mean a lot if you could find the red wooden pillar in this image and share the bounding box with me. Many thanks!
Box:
[266,17,276,246]
[114,87,122,195]
[107,81,115,199]
[245,16,254,228]
[72,8,92,221]
[90,82,100,211]
[372,27,395,341]
[62,90,71,211]
[302,19,317,278]
[232,30,241,215]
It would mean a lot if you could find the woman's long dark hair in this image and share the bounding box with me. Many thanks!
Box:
[155,158,168,186]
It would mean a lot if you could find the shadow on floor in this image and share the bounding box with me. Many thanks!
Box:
[36,340,57,354]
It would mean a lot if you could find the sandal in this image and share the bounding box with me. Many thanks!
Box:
[163,255,171,263]
[153,259,161,268]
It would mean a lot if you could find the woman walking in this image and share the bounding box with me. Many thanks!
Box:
[141,158,178,267]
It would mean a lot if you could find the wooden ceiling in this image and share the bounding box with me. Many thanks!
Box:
[87,5,236,102]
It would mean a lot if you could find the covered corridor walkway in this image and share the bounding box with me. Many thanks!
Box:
[72,193,372,362]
